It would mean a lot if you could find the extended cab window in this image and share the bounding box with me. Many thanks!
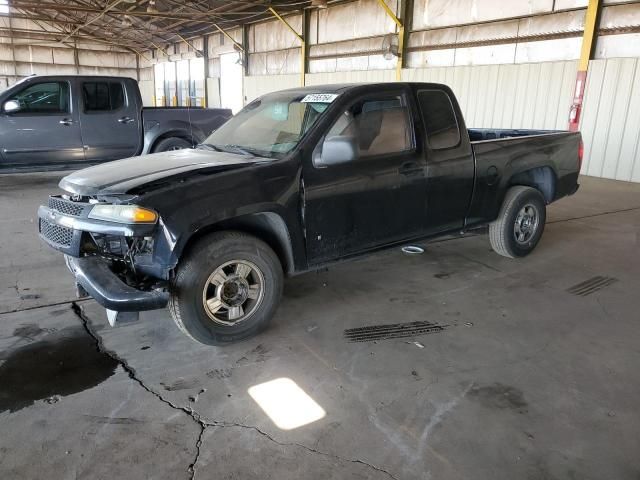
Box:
[323,95,412,160]
[83,82,125,112]
[7,82,70,114]
[417,90,460,150]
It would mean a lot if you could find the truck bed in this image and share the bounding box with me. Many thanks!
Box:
[466,128,582,227]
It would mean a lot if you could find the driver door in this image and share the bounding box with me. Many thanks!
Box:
[302,89,428,264]
[1,80,84,168]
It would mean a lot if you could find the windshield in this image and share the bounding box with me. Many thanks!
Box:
[202,91,336,158]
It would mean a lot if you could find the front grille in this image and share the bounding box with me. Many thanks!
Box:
[39,218,73,247]
[48,197,85,217]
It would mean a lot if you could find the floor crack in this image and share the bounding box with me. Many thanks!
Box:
[70,302,206,480]
[71,302,398,480]
[207,420,399,480]
[188,424,206,480]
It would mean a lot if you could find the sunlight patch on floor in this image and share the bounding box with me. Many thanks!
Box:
[248,377,326,430]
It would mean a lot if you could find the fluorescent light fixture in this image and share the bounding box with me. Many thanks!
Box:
[248,378,326,430]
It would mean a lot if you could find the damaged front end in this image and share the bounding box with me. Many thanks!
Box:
[38,194,170,326]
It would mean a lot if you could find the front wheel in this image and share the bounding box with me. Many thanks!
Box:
[169,231,283,345]
[489,186,546,258]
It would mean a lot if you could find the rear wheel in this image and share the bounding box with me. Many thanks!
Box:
[169,231,283,345]
[153,137,192,152]
[489,186,546,258]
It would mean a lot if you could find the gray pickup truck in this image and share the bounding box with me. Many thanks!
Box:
[0,75,231,171]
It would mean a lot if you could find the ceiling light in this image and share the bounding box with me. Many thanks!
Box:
[147,0,158,13]
[311,0,328,8]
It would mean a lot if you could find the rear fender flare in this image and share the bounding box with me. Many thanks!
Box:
[491,162,558,217]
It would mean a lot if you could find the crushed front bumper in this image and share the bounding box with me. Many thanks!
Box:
[38,196,168,323]
[65,255,169,312]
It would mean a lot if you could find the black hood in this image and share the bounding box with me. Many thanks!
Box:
[59,149,264,196]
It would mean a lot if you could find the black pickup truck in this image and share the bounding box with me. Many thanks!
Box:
[38,82,581,345]
[0,75,231,171]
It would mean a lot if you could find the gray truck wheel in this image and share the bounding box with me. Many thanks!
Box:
[168,231,283,345]
[153,137,192,152]
[489,186,546,258]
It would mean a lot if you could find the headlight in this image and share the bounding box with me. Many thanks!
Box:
[88,204,158,224]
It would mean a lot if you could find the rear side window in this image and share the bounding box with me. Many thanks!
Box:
[83,82,125,111]
[417,90,460,150]
[7,81,70,114]
[325,94,412,159]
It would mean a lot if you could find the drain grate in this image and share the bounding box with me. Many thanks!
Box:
[567,276,618,296]
[344,320,446,343]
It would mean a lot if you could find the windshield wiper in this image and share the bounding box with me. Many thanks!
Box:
[223,144,256,157]
[199,143,272,158]
[197,144,223,152]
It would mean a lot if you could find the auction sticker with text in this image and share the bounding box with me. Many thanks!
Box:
[300,93,339,103]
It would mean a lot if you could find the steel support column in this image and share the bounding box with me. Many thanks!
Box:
[242,24,250,77]
[302,9,311,83]
[399,0,412,69]
[203,35,210,108]
[569,0,602,132]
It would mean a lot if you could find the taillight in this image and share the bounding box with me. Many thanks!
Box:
[578,139,584,172]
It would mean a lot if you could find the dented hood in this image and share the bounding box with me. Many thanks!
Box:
[59,149,264,196]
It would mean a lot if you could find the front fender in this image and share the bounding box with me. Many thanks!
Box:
[174,204,303,272]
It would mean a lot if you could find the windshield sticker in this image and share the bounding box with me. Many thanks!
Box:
[301,93,339,103]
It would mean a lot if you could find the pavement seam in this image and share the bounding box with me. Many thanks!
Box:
[70,302,399,480]
[546,205,640,224]
[70,302,206,480]
[0,298,84,316]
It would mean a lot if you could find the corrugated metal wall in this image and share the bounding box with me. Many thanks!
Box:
[243,58,640,183]
[245,62,576,133]
[581,58,640,182]
[244,74,299,103]
[402,61,578,130]
[306,69,396,85]
[0,23,139,92]
[243,69,398,103]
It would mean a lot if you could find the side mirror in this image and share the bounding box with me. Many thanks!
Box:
[316,135,358,167]
[3,100,20,114]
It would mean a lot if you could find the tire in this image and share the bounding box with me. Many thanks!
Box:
[152,137,192,153]
[169,231,283,345]
[489,186,546,258]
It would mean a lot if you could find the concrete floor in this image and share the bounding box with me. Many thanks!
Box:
[1,173,639,480]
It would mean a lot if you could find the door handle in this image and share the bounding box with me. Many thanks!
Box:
[118,116,134,124]
[59,118,74,126]
[398,162,423,176]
